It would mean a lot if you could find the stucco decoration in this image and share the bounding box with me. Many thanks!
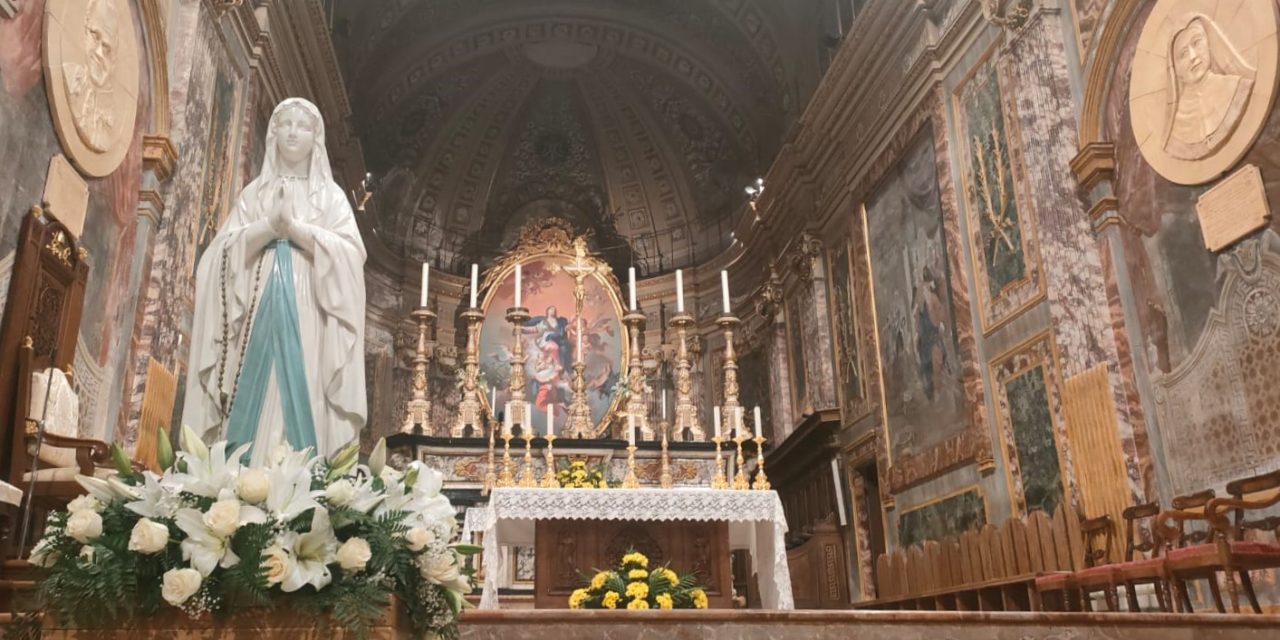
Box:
[1129,0,1279,184]
[42,0,139,177]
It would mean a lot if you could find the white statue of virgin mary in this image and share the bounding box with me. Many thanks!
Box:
[181,97,367,465]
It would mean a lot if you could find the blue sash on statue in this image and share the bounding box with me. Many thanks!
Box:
[226,240,317,455]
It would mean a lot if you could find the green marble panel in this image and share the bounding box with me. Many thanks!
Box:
[1007,366,1063,515]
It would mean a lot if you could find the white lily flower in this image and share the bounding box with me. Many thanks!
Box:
[369,438,387,478]
[179,424,210,461]
[342,469,386,514]
[75,475,134,505]
[125,471,184,520]
[280,507,336,592]
[169,440,251,499]
[173,491,265,577]
[264,449,323,522]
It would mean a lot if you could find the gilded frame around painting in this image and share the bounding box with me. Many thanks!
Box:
[896,485,988,549]
[988,330,1074,519]
[952,42,1046,335]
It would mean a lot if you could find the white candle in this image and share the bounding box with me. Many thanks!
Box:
[470,264,479,308]
[713,406,722,440]
[661,391,667,421]
[547,403,554,437]
[753,405,762,435]
[503,402,512,435]
[628,267,637,310]
[720,270,730,314]
[490,388,496,412]
[831,458,848,526]
[736,407,744,437]
[526,402,532,431]
[628,414,636,446]
[420,263,430,308]
[515,264,522,308]
[675,269,685,313]
[577,319,583,362]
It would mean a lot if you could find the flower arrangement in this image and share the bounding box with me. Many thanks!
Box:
[568,550,708,610]
[556,458,609,489]
[30,427,477,639]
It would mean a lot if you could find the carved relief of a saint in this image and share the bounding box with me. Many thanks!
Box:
[61,0,119,153]
[1163,13,1257,160]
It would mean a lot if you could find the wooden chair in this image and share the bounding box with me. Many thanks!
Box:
[1161,470,1280,613]
[1070,512,1118,611]
[1110,498,1184,612]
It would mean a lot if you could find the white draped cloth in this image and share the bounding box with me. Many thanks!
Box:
[477,487,795,610]
[180,98,366,465]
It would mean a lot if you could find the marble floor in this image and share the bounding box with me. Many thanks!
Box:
[458,610,1280,639]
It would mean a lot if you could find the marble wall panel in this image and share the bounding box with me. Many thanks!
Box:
[737,343,773,439]
[953,45,1045,333]
[897,487,986,549]
[800,256,838,412]
[828,239,869,424]
[784,291,808,416]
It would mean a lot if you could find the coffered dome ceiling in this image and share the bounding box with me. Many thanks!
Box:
[332,0,813,276]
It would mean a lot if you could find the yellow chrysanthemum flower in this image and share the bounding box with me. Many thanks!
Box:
[627,598,650,610]
[590,571,611,590]
[622,552,649,568]
[568,588,588,609]
[572,469,587,482]
[596,479,608,488]
[660,568,679,586]
[655,593,673,609]
[602,591,620,609]
[625,581,649,601]
[691,588,708,609]
[628,568,648,580]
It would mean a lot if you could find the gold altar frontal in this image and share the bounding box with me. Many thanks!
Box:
[534,519,733,609]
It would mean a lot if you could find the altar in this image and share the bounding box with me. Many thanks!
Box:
[473,488,794,610]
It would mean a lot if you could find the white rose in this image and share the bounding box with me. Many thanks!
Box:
[236,469,270,504]
[128,518,170,554]
[67,494,104,513]
[336,537,372,571]
[419,551,460,586]
[79,545,95,563]
[405,527,435,552]
[161,568,203,606]
[29,538,59,567]
[325,479,354,506]
[66,510,103,543]
[204,500,242,539]
[262,544,292,586]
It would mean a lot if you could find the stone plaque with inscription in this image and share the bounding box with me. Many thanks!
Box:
[1197,163,1271,251]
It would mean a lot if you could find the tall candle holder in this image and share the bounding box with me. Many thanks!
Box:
[710,436,729,489]
[668,313,705,441]
[732,434,750,490]
[482,428,497,495]
[498,432,515,487]
[401,307,438,435]
[518,435,537,488]
[566,359,592,438]
[659,420,673,489]
[540,434,559,488]
[717,315,748,438]
[623,310,652,440]
[450,308,485,437]
[621,445,640,488]
[751,434,771,490]
[505,306,531,432]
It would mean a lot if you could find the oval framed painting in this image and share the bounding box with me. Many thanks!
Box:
[477,255,626,437]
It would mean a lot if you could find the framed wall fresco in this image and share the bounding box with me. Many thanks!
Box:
[953,44,1045,334]
[989,331,1074,518]
[864,127,970,461]
[784,291,808,416]
[737,342,773,439]
[897,487,987,549]
[827,239,869,423]
[477,223,626,437]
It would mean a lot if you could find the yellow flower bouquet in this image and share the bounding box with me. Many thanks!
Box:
[568,549,708,610]
[556,458,610,489]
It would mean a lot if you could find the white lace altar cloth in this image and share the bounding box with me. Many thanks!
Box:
[477,487,794,610]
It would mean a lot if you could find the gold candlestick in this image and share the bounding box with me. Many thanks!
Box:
[668,313,705,441]
[732,434,750,490]
[540,434,559,488]
[751,435,770,490]
[504,306,531,432]
[623,311,653,440]
[402,307,438,435]
[450,308,485,437]
[567,360,592,438]
[499,432,515,487]
[622,444,640,488]
[659,422,673,489]
[483,424,497,495]
[718,315,748,439]
[710,436,729,489]
[518,435,537,488]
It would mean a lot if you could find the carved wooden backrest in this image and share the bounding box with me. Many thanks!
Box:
[1171,489,1216,546]
[0,207,89,482]
[1226,469,1280,540]
[1122,501,1161,560]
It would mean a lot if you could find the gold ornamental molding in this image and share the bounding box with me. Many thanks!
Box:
[142,134,178,182]
[1069,142,1116,192]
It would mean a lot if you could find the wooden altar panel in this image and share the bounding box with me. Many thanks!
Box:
[534,519,732,609]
